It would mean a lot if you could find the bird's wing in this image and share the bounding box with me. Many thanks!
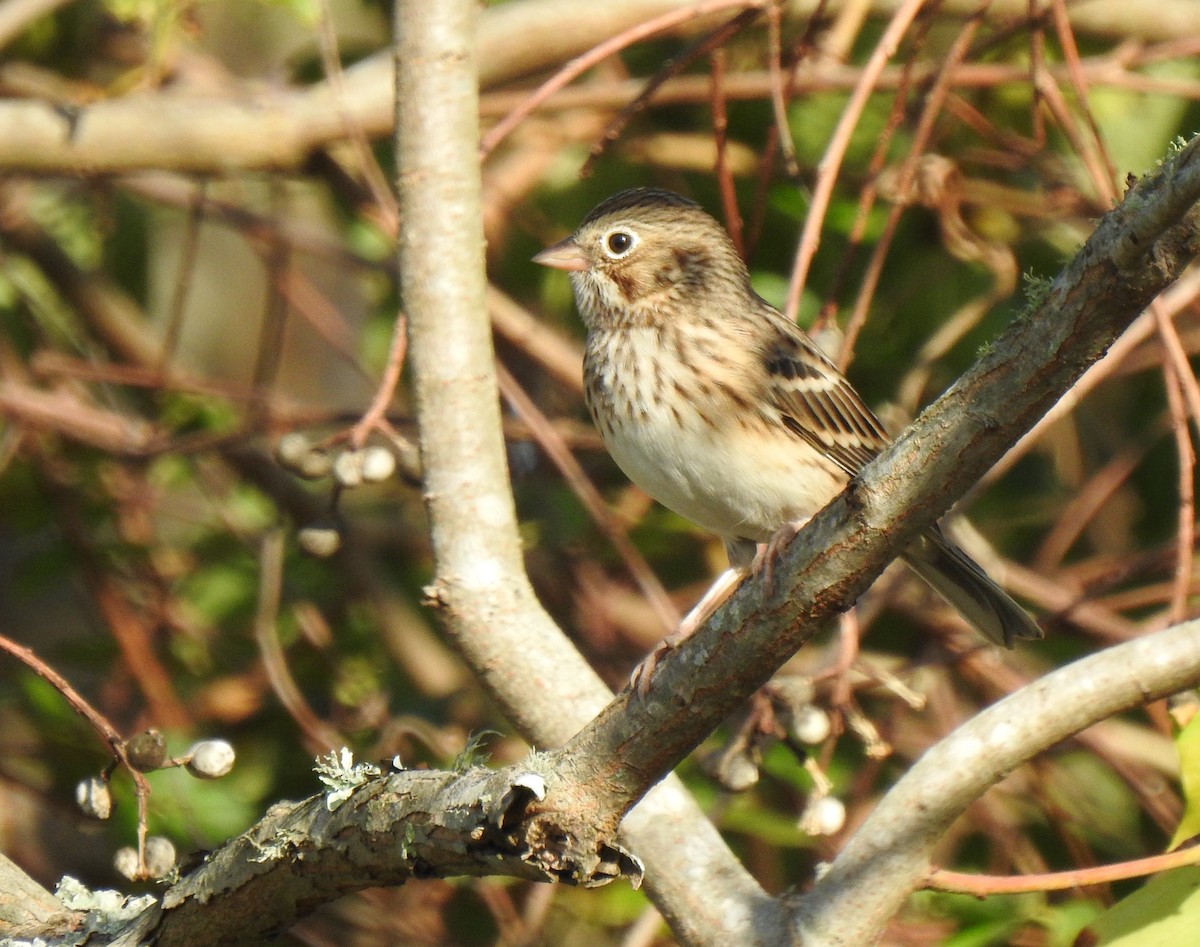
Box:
[757,309,891,476]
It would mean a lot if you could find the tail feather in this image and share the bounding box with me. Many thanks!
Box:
[901,528,1042,648]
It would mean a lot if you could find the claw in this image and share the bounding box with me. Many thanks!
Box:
[630,632,684,697]
[752,520,806,594]
[629,565,744,698]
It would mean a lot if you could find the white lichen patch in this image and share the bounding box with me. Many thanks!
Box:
[50,876,158,938]
[315,748,382,811]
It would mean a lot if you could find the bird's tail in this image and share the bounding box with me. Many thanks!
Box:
[901,528,1042,648]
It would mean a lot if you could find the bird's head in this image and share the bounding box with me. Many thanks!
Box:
[533,187,749,331]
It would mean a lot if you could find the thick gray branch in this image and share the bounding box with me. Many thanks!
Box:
[0,854,71,938]
[13,763,643,946]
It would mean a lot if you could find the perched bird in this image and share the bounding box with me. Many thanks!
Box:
[534,187,1041,681]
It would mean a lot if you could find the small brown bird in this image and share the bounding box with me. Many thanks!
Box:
[534,187,1041,675]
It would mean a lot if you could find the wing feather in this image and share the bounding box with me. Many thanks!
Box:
[756,306,890,476]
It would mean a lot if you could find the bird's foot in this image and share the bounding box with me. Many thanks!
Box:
[629,566,744,697]
[629,629,687,697]
[751,519,807,592]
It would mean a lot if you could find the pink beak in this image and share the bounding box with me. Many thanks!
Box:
[532,237,589,272]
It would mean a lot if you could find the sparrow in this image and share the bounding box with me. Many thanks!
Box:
[534,187,1041,681]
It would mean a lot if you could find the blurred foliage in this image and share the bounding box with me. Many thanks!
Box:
[1,0,1200,944]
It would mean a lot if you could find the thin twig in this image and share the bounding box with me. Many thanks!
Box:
[313,0,399,233]
[156,179,207,375]
[709,47,745,259]
[1155,315,1196,625]
[1033,443,1152,572]
[488,285,585,394]
[764,0,798,179]
[1050,0,1117,190]
[479,0,766,160]
[349,313,409,449]
[0,633,155,872]
[928,841,1200,894]
[985,266,1200,484]
[784,0,929,323]
[580,6,764,177]
[253,530,343,752]
[249,184,291,412]
[0,634,130,757]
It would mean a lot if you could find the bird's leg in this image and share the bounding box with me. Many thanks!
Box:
[628,522,809,696]
[630,565,745,696]
[751,518,810,592]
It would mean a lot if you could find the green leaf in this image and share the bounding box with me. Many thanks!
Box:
[1171,714,1200,849]
[1078,867,1200,946]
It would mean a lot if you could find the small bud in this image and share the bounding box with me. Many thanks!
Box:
[275,433,311,468]
[143,836,177,879]
[704,741,760,792]
[789,705,832,745]
[333,449,365,488]
[298,525,341,558]
[125,729,167,772]
[359,447,396,483]
[75,777,112,820]
[296,449,333,480]
[716,752,760,792]
[185,739,235,779]
[1169,691,1200,728]
[799,795,846,837]
[770,675,815,709]
[114,846,140,880]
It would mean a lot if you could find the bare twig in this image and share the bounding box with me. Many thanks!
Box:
[479,0,765,160]
[581,6,764,176]
[784,0,928,322]
[0,634,156,874]
[253,531,344,752]
[709,48,746,258]
[928,841,1200,894]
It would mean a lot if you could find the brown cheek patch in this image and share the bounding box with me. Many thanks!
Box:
[654,253,686,288]
[608,268,637,301]
[675,247,712,290]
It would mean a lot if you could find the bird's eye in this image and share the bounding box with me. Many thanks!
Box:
[604,230,636,258]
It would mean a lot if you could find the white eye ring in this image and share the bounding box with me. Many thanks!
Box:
[602,228,638,259]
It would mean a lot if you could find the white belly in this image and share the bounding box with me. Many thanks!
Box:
[603,404,844,543]
[586,328,846,545]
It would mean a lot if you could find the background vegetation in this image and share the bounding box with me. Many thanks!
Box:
[2,0,1200,943]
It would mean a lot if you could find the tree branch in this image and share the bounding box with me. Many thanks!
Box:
[0,0,715,174]
[8,7,1200,945]
[19,761,643,945]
